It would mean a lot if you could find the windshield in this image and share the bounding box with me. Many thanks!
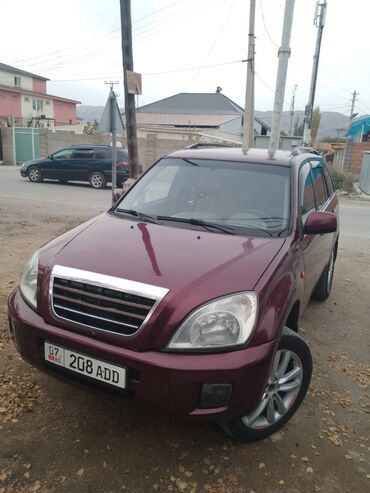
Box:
[115,158,291,237]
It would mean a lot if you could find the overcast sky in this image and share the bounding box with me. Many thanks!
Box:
[1,0,369,117]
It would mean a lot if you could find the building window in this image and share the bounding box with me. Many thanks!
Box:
[45,101,50,105]
[14,76,21,86]
[32,99,43,111]
[25,96,30,102]
[12,94,17,100]
[0,92,3,99]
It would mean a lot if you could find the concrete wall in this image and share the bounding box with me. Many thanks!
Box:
[343,140,370,174]
[1,126,240,165]
[0,127,14,164]
[38,129,112,157]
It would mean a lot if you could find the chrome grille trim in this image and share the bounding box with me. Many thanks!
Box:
[50,265,169,338]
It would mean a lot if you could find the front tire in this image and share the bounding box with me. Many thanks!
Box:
[221,327,312,442]
[89,171,106,189]
[27,166,43,183]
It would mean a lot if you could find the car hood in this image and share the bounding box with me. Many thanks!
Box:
[50,213,285,295]
[22,157,48,167]
[42,213,286,349]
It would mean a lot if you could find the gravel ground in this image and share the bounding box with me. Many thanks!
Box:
[0,168,369,493]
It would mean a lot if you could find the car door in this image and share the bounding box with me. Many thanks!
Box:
[67,148,95,182]
[299,159,333,306]
[310,159,337,266]
[42,148,73,180]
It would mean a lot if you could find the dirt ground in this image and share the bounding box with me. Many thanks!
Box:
[0,190,369,493]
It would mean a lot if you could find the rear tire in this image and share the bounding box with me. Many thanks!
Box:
[312,249,335,301]
[220,327,312,442]
[27,166,43,183]
[89,171,106,189]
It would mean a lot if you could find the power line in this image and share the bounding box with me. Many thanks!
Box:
[258,0,279,48]
[48,59,245,83]
[185,0,236,91]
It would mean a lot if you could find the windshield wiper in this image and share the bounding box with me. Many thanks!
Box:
[157,216,235,235]
[116,208,159,224]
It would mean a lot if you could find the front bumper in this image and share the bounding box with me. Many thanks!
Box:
[20,168,27,177]
[8,289,276,418]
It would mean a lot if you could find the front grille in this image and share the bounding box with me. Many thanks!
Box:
[50,266,168,337]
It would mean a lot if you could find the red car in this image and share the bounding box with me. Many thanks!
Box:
[8,147,338,441]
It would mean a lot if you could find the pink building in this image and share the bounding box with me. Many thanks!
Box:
[0,63,80,127]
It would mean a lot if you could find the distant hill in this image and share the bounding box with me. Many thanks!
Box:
[255,110,350,139]
[77,105,349,139]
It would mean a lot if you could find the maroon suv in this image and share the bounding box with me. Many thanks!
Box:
[8,148,338,441]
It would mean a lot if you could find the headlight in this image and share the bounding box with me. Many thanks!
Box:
[167,292,258,350]
[20,251,39,310]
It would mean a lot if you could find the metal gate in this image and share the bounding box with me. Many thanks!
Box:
[13,127,40,163]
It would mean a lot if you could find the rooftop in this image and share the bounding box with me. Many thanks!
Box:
[137,92,244,116]
[0,62,49,81]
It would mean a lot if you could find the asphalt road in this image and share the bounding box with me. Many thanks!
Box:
[0,166,111,216]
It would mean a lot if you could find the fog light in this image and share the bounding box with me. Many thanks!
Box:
[200,383,232,409]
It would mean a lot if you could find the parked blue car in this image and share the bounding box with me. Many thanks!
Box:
[20,145,129,189]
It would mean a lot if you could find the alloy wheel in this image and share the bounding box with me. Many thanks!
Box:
[91,174,103,188]
[242,349,303,429]
[29,168,39,182]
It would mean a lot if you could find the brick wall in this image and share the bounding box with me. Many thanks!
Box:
[343,140,370,174]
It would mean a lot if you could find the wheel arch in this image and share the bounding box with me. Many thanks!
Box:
[285,300,300,332]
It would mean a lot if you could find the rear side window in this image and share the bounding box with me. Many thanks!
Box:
[300,163,315,221]
[73,149,94,159]
[95,148,111,159]
[117,149,128,161]
[311,166,328,208]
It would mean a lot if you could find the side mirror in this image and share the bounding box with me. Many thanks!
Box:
[304,211,337,235]
[112,188,124,203]
[48,154,53,159]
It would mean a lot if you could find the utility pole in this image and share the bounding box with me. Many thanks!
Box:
[302,1,327,145]
[242,0,256,151]
[104,81,120,196]
[120,0,139,179]
[269,0,296,156]
[349,90,358,119]
[289,84,297,135]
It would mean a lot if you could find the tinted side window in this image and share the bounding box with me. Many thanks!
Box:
[117,149,128,161]
[311,166,328,208]
[53,149,73,159]
[73,149,94,159]
[95,148,111,159]
[300,164,315,221]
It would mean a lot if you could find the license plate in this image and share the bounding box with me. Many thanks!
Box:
[44,342,127,389]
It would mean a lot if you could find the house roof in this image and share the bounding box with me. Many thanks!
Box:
[137,92,244,115]
[135,112,240,127]
[136,92,270,130]
[0,84,80,104]
[0,62,49,81]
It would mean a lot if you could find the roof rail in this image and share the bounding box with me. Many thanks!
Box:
[184,142,236,150]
